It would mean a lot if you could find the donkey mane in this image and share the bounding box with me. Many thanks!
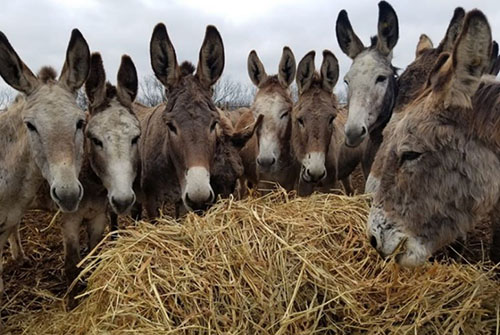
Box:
[471,80,500,146]
[88,82,122,114]
[38,66,57,83]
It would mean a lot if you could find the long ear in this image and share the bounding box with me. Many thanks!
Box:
[278,46,296,88]
[197,25,224,88]
[437,7,465,53]
[486,41,498,75]
[440,10,492,108]
[150,23,179,88]
[415,34,433,58]
[492,54,500,77]
[296,51,315,94]
[231,114,263,149]
[320,50,339,92]
[85,52,106,109]
[376,1,399,56]
[336,10,364,59]
[59,29,91,92]
[0,31,39,94]
[247,50,267,86]
[117,55,138,107]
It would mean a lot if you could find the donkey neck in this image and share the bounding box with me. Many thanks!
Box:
[0,97,44,204]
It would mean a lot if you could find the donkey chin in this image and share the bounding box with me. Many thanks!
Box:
[367,206,431,267]
[182,167,215,212]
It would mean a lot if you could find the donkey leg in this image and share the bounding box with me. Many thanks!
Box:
[490,205,500,264]
[88,212,108,252]
[8,223,28,264]
[62,213,83,308]
[341,177,354,196]
[0,229,11,295]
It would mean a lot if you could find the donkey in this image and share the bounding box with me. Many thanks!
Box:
[292,50,364,196]
[367,10,500,267]
[335,1,399,177]
[0,29,90,295]
[236,47,298,192]
[139,24,261,217]
[365,8,500,194]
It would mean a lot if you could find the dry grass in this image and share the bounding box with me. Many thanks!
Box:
[2,191,499,334]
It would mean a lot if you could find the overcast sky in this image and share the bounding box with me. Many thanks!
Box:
[0,0,499,97]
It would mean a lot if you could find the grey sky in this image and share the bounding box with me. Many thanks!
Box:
[0,0,499,97]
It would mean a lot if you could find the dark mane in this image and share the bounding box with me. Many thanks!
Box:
[471,80,500,147]
[180,61,195,77]
[38,66,57,83]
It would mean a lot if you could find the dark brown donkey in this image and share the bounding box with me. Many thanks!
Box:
[139,24,260,216]
[367,10,500,267]
[292,50,364,196]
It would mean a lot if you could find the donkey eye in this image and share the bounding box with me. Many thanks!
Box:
[76,119,85,130]
[210,121,217,132]
[329,115,335,124]
[131,136,140,145]
[91,137,103,147]
[297,117,304,127]
[25,121,37,132]
[344,79,349,87]
[376,75,387,83]
[400,151,422,164]
[280,111,289,119]
[167,122,177,134]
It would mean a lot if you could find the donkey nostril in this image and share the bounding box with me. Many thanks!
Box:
[360,126,367,136]
[305,168,311,177]
[51,188,61,202]
[271,157,276,165]
[319,170,326,180]
[370,235,377,249]
[208,190,215,203]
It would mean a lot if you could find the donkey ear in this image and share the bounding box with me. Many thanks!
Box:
[486,41,499,75]
[231,114,263,149]
[296,51,315,94]
[0,31,39,94]
[437,7,465,53]
[59,29,91,92]
[85,52,106,108]
[247,50,267,86]
[443,10,492,107]
[197,25,224,88]
[376,1,399,56]
[321,50,339,92]
[117,54,138,107]
[336,10,364,59]
[278,46,296,88]
[150,23,179,89]
[415,34,433,58]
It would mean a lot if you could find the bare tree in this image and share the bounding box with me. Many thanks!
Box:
[138,75,166,107]
[335,85,348,105]
[212,77,255,110]
[0,87,15,110]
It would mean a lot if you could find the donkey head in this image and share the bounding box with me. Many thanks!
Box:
[367,10,495,267]
[293,50,340,183]
[0,29,90,212]
[336,1,399,147]
[150,24,224,211]
[85,53,140,215]
[247,47,296,174]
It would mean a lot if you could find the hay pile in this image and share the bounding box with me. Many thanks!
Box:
[3,191,500,334]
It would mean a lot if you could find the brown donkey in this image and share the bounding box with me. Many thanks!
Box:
[293,50,364,196]
[367,10,500,267]
[236,47,297,191]
[140,24,259,216]
[0,29,90,295]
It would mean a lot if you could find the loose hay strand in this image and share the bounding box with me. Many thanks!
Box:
[2,190,499,334]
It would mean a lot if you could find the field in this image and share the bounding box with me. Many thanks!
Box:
[1,172,499,334]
